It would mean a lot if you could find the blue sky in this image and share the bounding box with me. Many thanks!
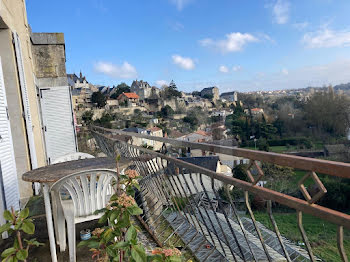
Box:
[26,0,350,93]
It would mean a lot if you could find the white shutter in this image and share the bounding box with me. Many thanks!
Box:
[40,86,77,164]
[13,32,38,169]
[0,57,20,211]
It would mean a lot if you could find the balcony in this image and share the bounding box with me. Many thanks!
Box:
[12,125,350,261]
[89,126,350,261]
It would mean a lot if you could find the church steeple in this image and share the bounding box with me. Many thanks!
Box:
[79,70,83,79]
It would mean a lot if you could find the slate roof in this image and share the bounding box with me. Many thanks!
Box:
[177,156,220,172]
[71,88,82,96]
[123,127,146,134]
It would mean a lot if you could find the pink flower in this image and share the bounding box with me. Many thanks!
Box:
[116,193,136,208]
[125,169,139,179]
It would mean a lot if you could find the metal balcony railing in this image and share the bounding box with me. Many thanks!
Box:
[90,125,350,262]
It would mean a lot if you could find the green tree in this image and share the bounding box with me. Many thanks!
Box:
[110,83,131,99]
[92,91,107,108]
[304,90,350,137]
[82,110,94,124]
[163,80,182,99]
[159,105,174,118]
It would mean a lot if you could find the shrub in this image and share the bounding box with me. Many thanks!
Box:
[0,207,43,261]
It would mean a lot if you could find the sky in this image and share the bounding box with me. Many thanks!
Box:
[26,0,350,93]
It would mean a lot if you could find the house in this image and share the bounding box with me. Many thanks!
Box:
[71,88,93,110]
[68,72,93,109]
[131,80,152,101]
[117,92,139,107]
[244,108,264,116]
[146,127,163,150]
[0,1,77,207]
[178,131,211,143]
[123,127,147,147]
[201,86,220,101]
[220,91,238,102]
[211,110,233,121]
[68,72,89,89]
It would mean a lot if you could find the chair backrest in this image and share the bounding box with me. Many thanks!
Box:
[51,169,118,217]
[52,152,95,164]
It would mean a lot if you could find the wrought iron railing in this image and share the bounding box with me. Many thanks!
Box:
[91,125,350,262]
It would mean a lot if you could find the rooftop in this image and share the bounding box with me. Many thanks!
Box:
[117,92,139,99]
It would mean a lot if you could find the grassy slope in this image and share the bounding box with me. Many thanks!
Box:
[254,212,350,261]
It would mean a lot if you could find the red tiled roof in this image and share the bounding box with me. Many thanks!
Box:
[117,92,139,100]
[251,108,263,111]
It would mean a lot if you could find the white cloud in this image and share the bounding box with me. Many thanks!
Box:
[200,32,258,53]
[178,59,350,93]
[155,80,169,87]
[172,55,195,70]
[172,22,184,31]
[302,27,350,48]
[233,66,242,72]
[94,61,137,79]
[282,68,289,75]
[170,0,192,11]
[219,65,229,73]
[272,0,290,24]
[293,22,309,31]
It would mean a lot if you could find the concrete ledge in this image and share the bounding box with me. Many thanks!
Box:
[31,32,65,45]
[37,77,69,87]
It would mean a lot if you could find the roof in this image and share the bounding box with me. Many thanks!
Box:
[195,130,210,136]
[117,92,139,100]
[71,88,82,96]
[220,91,237,97]
[201,87,217,92]
[148,127,162,132]
[123,127,146,134]
[324,144,347,154]
[251,108,263,111]
[67,73,88,84]
[177,156,220,172]
[169,130,184,138]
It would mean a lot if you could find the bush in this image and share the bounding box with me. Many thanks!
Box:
[258,138,269,151]
[318,178,350,211]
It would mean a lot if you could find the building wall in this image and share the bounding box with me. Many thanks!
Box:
[0,0,47,199]
[31,34,66,78]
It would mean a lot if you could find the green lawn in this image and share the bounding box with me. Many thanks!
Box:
[242,145,298,153]
[242,144,324,153]
[254,212,350,261]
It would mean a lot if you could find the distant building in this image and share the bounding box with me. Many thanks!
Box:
[96,86,112,96]
[68,72,89,89]
[178,131,211,143]
[146,127,163,150]
[201,86,220,101]
[251,108,264,115]
[131,80,152,101]
[71,88,93,110]
[117,92,139,107]
[220,91,238,102]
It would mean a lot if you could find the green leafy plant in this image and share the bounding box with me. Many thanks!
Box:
[0,207,43,262]
[79,156,183,261]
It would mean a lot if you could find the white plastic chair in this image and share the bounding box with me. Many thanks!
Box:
[52,152,95,164]
[51,169,118,262]
[50,152,95,251]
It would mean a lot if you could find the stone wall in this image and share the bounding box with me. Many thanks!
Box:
[31,33,67,79]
